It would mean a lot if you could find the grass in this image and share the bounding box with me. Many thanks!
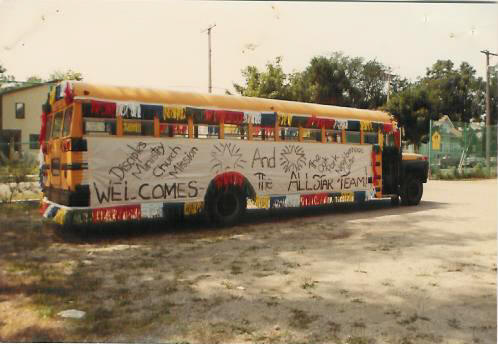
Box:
[113,273,128,284]
[221,280,235,289]
[345,336,375,344]
[384,309,402,317]
[431,165,497,180]
[447,318,461,329]
[161,281,178,295]
[1,195,495,343]
[397,313,431,326]
[301,277,318,290]
[351,298,364,304]
[3,326,63,342]
[230,264,243,275]
[72,307,115,337]
[288,309,319,329]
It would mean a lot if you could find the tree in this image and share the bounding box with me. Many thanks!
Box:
[234,53,391,110]
[233,57,291,100]
[349,58,388,109]
[488,65,497,125]
[386,83,439,147]
[303,54,351,106]
[0,65,15,88]
[49,69,83,81]
[389,75,411,95]
[26,75,43,83]
[421,60,484,123]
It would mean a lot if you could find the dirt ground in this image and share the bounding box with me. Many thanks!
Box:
[0,179,496,344]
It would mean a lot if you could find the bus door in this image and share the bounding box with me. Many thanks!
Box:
[382,133,401,195]
[49,111,64,189]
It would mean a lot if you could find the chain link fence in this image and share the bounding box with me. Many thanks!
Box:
[411,119,497,179]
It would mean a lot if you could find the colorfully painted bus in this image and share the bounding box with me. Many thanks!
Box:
[39,82,428,227]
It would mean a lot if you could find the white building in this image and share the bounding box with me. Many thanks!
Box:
[0,82,53,159]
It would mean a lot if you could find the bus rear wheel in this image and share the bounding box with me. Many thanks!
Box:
[400,176,423,206]
[208,188,247,226]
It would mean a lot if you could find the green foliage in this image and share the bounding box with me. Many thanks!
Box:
[26,75,44,83]
[235,54,495,148]
[0,154,36,183]
[0,64,15,89]
[233,57,291,100]
[386,83,437,145]
[489,65,497,125]
[422,60,484,123]
[0,154,38,202]
[432,163,495,180]
[387,59,486,145]
[233,53,390,108]
[304,54,351,105]
[49,69,83,81]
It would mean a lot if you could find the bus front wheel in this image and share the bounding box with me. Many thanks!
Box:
[208,188,247,226]
[400,176,423,206]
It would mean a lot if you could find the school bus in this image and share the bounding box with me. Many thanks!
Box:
[39,81,428,226]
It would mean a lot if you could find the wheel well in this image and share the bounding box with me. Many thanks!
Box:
[205,172,256,202]
[401,160,428,183]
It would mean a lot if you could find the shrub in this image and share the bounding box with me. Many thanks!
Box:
[473,163,486,178]
[0,154,38,202]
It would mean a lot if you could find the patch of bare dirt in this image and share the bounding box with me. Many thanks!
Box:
[0,180,496,343]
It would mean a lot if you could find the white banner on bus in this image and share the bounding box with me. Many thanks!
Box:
[86,137,373,207]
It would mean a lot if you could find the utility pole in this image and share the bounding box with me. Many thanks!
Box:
[386,73,393,103]
[201,24,216,93]
[480,49,498,175]
[385,69,395,103]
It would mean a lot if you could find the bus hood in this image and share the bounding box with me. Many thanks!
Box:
[402,153,427,161]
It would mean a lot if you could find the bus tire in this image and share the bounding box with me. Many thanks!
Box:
[400,176,423,206]
[208,187,247,227]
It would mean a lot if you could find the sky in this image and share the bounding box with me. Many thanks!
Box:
[0,0,497,94]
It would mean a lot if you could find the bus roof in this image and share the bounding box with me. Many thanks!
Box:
[73,82,393,123]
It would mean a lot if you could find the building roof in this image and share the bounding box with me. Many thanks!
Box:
[0,80,58,96]
[73,82,393,123]
[434,115,462,137]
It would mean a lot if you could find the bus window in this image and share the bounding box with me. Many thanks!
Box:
[51,112,63,138]
[141,120,154,136]
[346,131,361,144]
[364,132,378,144]
[62,107,73,137]
[303,128,321,142]
[123,120,141,135]
[329,130,342,143]
[385,132,395,147]
[280,127,299,141]
[174,124,188,138]
[84,118,115,135]
[225,124,242,140]
[192,124,214,139]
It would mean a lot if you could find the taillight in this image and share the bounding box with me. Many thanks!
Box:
[39,201,49,216]
[422,156,428,161]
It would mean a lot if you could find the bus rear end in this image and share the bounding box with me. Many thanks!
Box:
[40,82,89,224]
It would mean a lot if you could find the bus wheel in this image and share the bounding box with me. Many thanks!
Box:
[401,176,423,206]
[208,187,247,226]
